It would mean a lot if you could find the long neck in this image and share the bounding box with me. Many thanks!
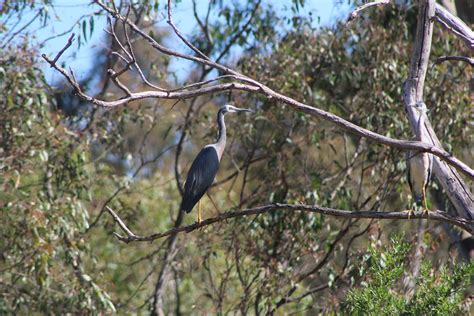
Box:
[214,109,226,160]
[415,111,425,141]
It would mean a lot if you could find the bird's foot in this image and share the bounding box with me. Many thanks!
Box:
[422,208,433,218]
[197,200,203,226]
[402,209,415,219]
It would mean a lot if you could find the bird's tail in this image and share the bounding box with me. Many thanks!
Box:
[179,200,193,213]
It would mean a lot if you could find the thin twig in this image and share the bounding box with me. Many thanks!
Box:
[39,11,102,48]
[346,0,391,25]
[1,9,43,49]
[167,0,210,60]
[167,75,245,92]
[434,56,474,66]
[192,0,213,50]
[108,69,132,96]
[214,0,262,64]
[52,33,76,65]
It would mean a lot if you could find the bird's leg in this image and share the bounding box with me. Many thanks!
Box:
[403,207,415,219]
[197,199,202,224]
[422,186,430,217]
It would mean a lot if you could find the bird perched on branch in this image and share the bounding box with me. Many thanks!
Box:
[406,102,433,214]
[180,104,253,223]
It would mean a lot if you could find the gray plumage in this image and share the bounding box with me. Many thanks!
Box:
[407,102,433,207]
[180,146,220,213]
[407,150,432,205]
[180,104,253,214]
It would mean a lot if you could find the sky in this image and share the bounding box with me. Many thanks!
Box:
[3,0,351,84]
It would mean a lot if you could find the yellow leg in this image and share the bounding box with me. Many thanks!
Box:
[422,186,430,217]
[197,199,202,224]
[403,208,415,219]
[422,186,427,210]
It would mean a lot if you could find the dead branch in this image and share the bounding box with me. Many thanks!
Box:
[435,55,474,66]
[346,0,391,25]
[51,33,76,65]
[434,3,474,49]
[403,0,474,220]
[167,0,209,60]
[106,204,473,244]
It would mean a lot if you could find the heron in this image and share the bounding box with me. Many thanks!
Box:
[406,102,433,214]
[180,104,253,223]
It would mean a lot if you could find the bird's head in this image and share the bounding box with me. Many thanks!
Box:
[220,104,254,114]
[413,102,428,113]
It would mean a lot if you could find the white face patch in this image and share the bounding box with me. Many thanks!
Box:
[223,104,238,113]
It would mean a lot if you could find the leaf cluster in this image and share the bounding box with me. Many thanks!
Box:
[343,236,473,315]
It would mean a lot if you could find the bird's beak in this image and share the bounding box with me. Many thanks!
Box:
[235,108,254,113]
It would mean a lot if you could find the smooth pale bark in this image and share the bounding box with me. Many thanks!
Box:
[403,0,474,221]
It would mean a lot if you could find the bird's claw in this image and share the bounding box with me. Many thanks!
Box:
[403,209,415,219]
[422,208,433,218]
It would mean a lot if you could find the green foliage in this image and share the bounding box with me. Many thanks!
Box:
[0,44,115,314]
[343,236,473,315]
[0,0,472,314]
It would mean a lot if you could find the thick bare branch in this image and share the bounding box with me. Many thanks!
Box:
[434,3,474,48]
[106,204,473,243]
[404,0,474,220]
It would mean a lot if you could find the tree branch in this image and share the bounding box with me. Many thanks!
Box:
[166,0,209,60]
[404,0,474,220]
[42,27,474,180]
[43,1,474,224]
[434,55,474,66]
[346,0,391,25]
[434,3,474,49]
[106,204,473,243]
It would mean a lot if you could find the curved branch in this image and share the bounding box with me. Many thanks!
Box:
[346,0,391,25]
[106,204,473,243]
[42,36,474,180]
[435,55,474,66]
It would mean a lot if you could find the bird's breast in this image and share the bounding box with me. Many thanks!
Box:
[409,152,430,191]
[204,144,224,161]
